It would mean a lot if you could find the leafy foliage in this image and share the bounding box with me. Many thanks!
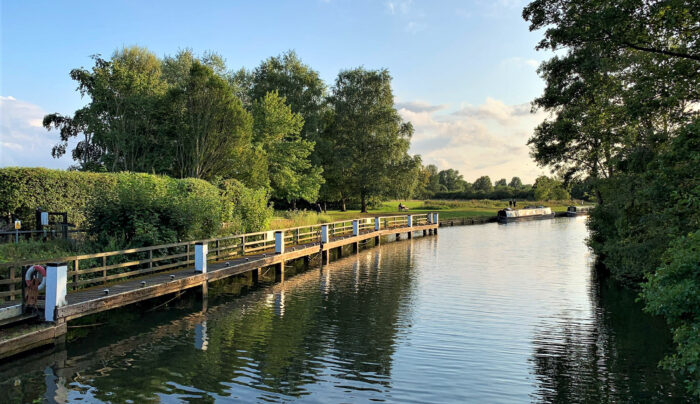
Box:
[642,231,700,396]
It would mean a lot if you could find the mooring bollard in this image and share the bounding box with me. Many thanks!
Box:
[352,220,359,236]
[321,225,329,244]
[275,231,285,254]
[195,242,208,273]
[45,262,67,322]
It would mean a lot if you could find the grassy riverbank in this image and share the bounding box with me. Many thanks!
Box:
[270,199,582,228]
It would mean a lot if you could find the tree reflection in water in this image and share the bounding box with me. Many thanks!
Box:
[530,269,686,403]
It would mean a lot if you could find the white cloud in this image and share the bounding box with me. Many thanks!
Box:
[400,97,549,183]
[501,57,540,69]
[0,96,72,169]
[395,100,448,113]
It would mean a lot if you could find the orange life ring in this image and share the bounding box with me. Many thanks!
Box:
[25,265,46,290]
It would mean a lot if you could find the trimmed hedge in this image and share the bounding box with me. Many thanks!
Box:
[0,167,115,229]
[0,168,272,247]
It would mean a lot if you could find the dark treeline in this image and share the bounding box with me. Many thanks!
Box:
[414,167,575,201]
[44,48,418,212]
[524,0,699,395]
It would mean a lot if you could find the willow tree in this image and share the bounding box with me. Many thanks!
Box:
[327,68,413,212]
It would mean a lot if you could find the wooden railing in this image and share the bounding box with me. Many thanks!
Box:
[0,214,434,303]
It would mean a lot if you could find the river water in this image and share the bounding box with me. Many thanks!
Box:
[0,217,690,402]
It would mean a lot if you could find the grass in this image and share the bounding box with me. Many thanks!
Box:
[270,199,586,227]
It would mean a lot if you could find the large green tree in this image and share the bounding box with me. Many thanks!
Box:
[251,91,323,206]
[326,68,413,212]
[45,46,168,172]
[524,0,700,394]
[164,61,253,180]
[249,51,327,146]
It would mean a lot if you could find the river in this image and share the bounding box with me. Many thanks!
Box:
[0,217,690,402]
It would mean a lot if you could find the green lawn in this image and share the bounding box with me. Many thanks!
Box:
[271,199,585,228]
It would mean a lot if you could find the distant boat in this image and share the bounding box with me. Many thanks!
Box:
[497,206,555,223]
[566,206,593,217]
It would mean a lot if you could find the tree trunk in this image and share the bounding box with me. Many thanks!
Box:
[341,198,346,212]
[292,200,297,210]
[323,202,327,213]
[595,188,604,205]
[361,194,367,213]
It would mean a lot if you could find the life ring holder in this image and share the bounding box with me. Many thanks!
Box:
[25,264,46,291]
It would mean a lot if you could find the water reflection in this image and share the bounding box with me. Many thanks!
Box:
[0,219,691,402]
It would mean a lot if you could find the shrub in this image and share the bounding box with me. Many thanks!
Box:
[0,167,116,229]
[219,179,273,234]
[87,173,225,247]
[642,231,700,396]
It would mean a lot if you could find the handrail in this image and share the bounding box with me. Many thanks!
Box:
[0,213,434,302]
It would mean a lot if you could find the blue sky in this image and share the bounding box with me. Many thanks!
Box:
[1,0,553,182]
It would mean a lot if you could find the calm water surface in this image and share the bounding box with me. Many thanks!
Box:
[0,217,690,402]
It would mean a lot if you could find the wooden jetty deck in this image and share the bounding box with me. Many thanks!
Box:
[0,214,439,360]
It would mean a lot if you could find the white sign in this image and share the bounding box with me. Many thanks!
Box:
[14,220,21,230]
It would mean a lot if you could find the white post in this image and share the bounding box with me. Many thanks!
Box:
[275,231,285,254]
[433,212,439,224]
[195,242,208,273]
[352,220,359,236]
[321,225,329,244]
[45,262,67,322]
[427,212,433,224]
[407,215,413,227]
[374,217,380,231]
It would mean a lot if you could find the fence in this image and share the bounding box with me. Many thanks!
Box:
[0,214,433,303]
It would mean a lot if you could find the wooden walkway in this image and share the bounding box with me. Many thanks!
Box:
[0,214,438,360]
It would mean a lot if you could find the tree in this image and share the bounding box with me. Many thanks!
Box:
[509,177,523,188]
[388,155,422,200]
[165,61,253,180]
[533,176,569,200]
[473,176,493,192]
[250,51,327,146]
[251,91,323,206]
[327,68,413,212]
[45,46,168,172]
[438,169,467,191]
[495,178,507,187]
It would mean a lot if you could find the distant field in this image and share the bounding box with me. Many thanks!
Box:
[271,199,586,228]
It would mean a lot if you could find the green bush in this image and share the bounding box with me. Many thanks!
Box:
[87,173,226,247]
[0,167,116,229]
[219,179,273,234]
[642,231,700,396]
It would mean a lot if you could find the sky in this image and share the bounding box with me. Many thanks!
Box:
[0,0,554,183]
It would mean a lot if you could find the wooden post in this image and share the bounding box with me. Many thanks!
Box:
[252,267,261,284]
[275,231,285,254]
[195,242,208,273]
[353,242,359,253]
[275,262,285,282]
[9,266,15,301]
[102,255,107,285]
[45,262,67,322]
[73,258,79,291]
[241,235,246,256]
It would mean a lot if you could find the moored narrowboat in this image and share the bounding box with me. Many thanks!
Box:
[497,206,555,223]
[566,206,592,217]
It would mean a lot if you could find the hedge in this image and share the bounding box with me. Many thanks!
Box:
[0,167,116,229]
[0,168,272,247]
